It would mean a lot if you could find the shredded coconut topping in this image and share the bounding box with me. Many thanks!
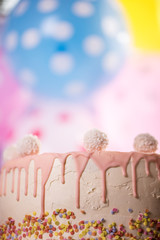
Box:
[3,144,19,162]
[83,129,108,152]
[17,134,40,157]
[133,133,158,153]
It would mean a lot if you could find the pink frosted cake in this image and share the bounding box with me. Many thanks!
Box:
[0,129,160,240]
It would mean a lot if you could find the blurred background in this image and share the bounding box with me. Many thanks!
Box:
[0,0,160,166]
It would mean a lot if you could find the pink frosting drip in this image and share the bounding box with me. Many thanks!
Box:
[90,151,132,203]
[11,169,15,193]
[131,152,160,198]
[0,151,160,216]
[56,153,70,184]
[72,152,91,208]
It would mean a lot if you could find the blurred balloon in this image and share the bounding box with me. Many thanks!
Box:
[0,48,94,165]
[92,54,160,151]
[118,0,160,51]
[0,49,95,161]
[0,49,30,163]
[1,0,130,101]
[15,99,95,153]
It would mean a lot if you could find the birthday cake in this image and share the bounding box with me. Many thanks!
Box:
[0,129,160,240]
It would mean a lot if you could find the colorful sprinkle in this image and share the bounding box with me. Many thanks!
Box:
[0,209,160,240]
[128,208,133,213]
[81,210,86,215]
[111,208,119,215]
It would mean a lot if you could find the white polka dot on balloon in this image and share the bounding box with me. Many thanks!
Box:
[83,35,104,56]
[5,31,18,51]
[102,17,119,37]
[37,0,58,13]
[19,69,36,86]
[102,52,119,71]
[14,0,29,16]
[117,31,131,45]
[50,53,74,75]
[72,1,94,17]
[21,29,40,49]
[64,81,86,97]
[41,18,74,40]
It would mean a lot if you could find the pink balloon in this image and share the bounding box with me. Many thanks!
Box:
[93,54,160,151]
[15,100,94,153]
[0,49,30,148]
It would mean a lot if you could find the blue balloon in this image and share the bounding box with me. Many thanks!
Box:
[1,0,130,101]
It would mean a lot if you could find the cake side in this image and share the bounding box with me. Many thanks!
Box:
[0,152,160,239]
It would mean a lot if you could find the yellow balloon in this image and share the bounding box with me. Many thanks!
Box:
[118,0,160,51]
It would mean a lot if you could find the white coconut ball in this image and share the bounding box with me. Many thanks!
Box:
[83,129,108,152]
[3,144,19,162]
[17,134,41,157]
[133,133,158,153]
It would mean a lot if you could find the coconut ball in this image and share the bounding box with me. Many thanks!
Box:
[17,134,41,157]
[3,144,19,162]
[83,129,108,152]
[133,133,158,153]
